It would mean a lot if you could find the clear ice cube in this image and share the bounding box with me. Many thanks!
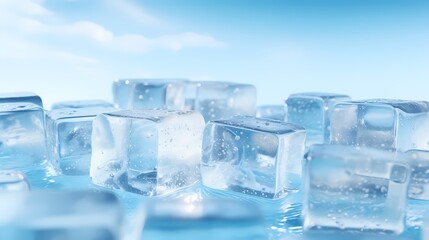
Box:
[46,107,116,175]
[330,99,429,151]
[256,105,285,121]
[112,79,186,110]
[0,92,43,107]
[423,218,429,240]
[286,92,350,145]
[303,144,410,234]
[51,100,114,109]
[90,109,205,196]
[0,170,30,191]
[405,150,429,200]
[0,191,122,240]
[188,81,257,122]
[0,102,46,169]
[141,199,266,240]
[201,116,306,199]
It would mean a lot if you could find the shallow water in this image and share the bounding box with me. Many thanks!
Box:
[22,164,426,240]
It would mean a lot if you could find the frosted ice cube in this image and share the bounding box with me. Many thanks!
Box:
[303,144,410,234]
[256,105,285,121]
[0,92,43,107]
[0,170,30,191]
[0,102,46,169]
[0,191,122,240]
[188,81,257,122]
[112,79,186,110]
[286,92,350,145]
[46,107,116,175]
[405,150,429,200]
[201,116,306,199]
[331,99,429,151]
[141,199,266,240]
[90,109,205,196]
[51,100,114,109]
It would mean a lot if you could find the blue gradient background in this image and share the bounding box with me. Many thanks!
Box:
[1,0,428,107]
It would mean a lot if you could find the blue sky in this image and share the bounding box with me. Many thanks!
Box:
[1,0,428,107]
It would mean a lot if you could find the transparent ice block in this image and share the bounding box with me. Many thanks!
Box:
[256,105,285,121]
[286,92,350,145]
[52,100,114,110]
[90,109,205,196]
[0,92,43,107]
[202,116,306,199]
[188,81,257,122]
[0,170,30,191]
[331,99,429,151]
[303,144,410,234]
[112,79,186,110]
[0,102,46,169]
[46,107,116,175]
[405,150,429,200]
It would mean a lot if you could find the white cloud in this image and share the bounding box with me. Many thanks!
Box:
[0,0,51,16]
[50,21,226,52]
[55,21,226,52]
[114,32,226,53]
[61,21,114,43]
[0,34,99,64]
[0,0,50,33]
[0,0,226,66]
[107,0,161,27]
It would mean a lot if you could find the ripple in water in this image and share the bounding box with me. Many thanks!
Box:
[16,166,428,240]
[200,185,303,239]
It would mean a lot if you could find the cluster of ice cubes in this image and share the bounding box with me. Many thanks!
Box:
[1,80,429,239]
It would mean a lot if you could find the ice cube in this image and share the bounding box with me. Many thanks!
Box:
[405,150,429,200]
[286,92,350,145]
[141,199,266,240]
[90,109,205,196]
[188,81,257,122]
[0,102,46,169]
[183,81,198,111]
[0,191,122,240]
[51,100,114,109]
[201,116,306,199]
[423,215,429,240]
[302,144,410,234]
[256,105,285,121]
[46,107,116,175]
[112,79,186,110]
[331,99,429,151]
[0,170,30,191]
[0,92,43,107]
